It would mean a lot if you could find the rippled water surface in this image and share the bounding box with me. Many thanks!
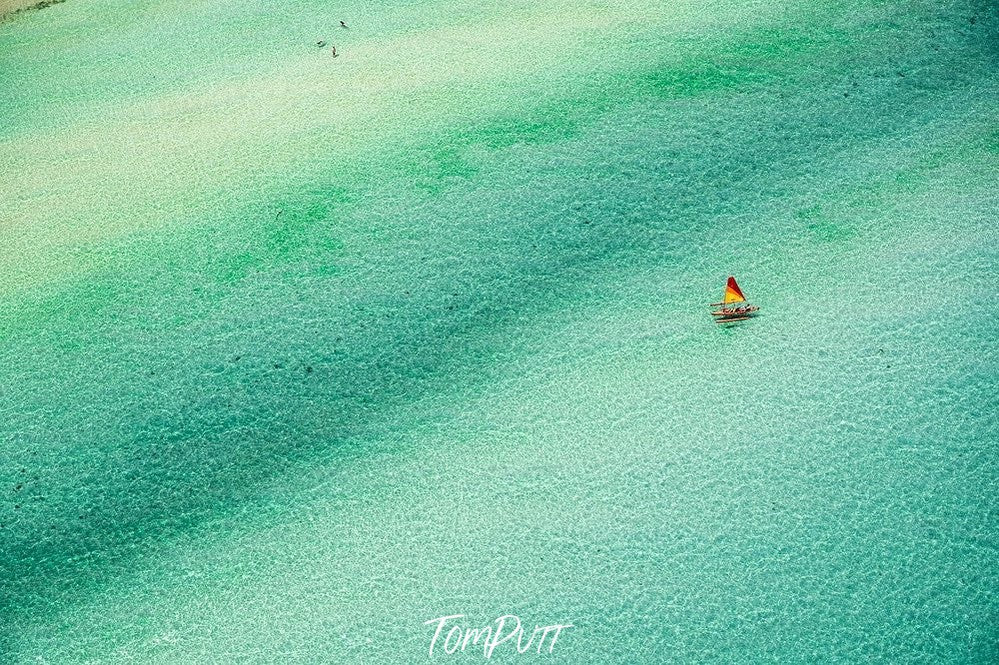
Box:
[1,0,996,662]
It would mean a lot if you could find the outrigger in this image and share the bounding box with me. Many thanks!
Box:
[710,276,759,323]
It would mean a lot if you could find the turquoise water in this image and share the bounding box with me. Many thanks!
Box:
[1,0,997,662]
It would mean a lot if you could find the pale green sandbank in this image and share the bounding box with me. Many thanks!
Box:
[0,0,996,662]
[0,0,53,19]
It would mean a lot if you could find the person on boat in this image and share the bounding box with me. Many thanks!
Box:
[340,20,348,28]
[317,39,326,47]
[331,45,338,57]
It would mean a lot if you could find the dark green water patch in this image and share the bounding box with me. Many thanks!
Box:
[203,185,353,284]
[400,25,841,195]
[633,61,769,98]
[396,8,969,202]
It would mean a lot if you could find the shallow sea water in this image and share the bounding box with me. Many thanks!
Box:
[0,0,997,662]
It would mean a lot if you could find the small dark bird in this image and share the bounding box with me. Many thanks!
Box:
[340,20,348,28]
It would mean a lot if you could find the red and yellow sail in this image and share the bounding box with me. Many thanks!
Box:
[722,276,746,304]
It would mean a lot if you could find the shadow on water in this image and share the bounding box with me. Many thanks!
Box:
[0,4,994,640]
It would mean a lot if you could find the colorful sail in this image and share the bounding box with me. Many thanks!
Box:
[723,276,746,304]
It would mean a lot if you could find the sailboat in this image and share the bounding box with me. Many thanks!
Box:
[710,276,759,323]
